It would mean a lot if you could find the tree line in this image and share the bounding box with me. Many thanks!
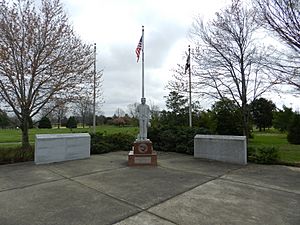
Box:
[152,91,300,144]
[168,0,299,142]
[1,89,299,145]
[0,0,299,149]
[0,100,156,129]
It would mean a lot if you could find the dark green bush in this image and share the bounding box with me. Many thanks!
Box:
[212,99,244,136]
[148,126,210,155]
[248,146,279,164]
[38,116,52,129]
[66,116,77,130]
[287,114,300,145]
[0,146,34,164]
[90,132,135,154]
[247,146,256,162]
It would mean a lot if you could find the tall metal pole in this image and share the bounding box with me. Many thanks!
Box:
[141,26,145,99]
[93,43,96,133]
[188,45,192,127]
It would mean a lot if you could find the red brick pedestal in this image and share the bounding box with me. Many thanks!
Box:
[128,140,157,166]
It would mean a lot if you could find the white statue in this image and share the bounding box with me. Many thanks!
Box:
[137,97,150,140]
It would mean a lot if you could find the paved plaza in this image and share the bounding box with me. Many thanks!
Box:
[0,151,299,225]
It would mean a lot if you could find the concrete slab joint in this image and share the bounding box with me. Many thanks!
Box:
[35,133,90,164]
[194,134,247,165]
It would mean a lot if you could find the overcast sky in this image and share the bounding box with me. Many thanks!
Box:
[62,0,299,116]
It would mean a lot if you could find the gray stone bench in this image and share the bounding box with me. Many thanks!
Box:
[35,133,90,164]
[194,135,247,165]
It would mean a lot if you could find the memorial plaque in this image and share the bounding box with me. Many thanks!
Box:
[134,157,152,164]
[133,140,153,154]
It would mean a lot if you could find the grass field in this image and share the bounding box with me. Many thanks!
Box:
[0,126,138,144]
[249,131,300,164]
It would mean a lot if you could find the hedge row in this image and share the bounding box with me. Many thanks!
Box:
[1,129,281,165]
[0,146,34,165]
[90,126,212,155]
[90,132,136,154]
[148,126,210,155]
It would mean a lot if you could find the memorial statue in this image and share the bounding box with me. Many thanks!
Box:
[137,97,150,140]
[128,26,157,166]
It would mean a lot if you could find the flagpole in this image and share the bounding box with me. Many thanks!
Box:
[142,25,145,99]
[93,43,96,133]
[188,45,192,127]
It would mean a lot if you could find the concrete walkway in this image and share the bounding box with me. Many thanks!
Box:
[0,151,299,225]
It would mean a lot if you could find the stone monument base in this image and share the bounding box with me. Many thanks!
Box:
[128,150,157,166]
[128,140,157,166]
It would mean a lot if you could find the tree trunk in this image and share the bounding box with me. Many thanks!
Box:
[21,114,30,150]
[57,116,60,129]
[242,105,249,142]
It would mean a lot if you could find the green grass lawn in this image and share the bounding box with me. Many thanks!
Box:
[249,131,300,164]
[0,125,138,144]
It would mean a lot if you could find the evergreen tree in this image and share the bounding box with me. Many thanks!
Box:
[273,106,294,132]
[38,117,52,129]
[66,116,77,130]
[287,114,300,145]
[165,91,188,114]
[0,109,10,128]
[212,99,243,136]
[251,98,276,131]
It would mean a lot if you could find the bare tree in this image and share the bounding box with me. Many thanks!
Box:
[73,92,93,128]
[168,64,187,91]
[254,0,300,91]
[127,102,139,118]
[0,0,94,149]
[170,0,273,139]
[73,69,103,128]
[254,0,300,53]
[48,70,103,128]
[148,100,160,118]
[51,100,68,129]
[115,108,125,118]
[148,100,160,127]
[39,98,68,128]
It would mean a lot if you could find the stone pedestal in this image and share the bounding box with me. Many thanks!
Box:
[128,140,157,166]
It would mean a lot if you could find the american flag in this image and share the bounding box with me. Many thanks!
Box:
[135,35,143,62]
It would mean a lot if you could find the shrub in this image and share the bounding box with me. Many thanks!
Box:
[66,116,77,130]
[247,146,257,162]
[148,126,210,155]
[0,146,34,164]
[248,146,279,164]
[287,114,300,145]
[38,116,52,129]
[90,132,135,154]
